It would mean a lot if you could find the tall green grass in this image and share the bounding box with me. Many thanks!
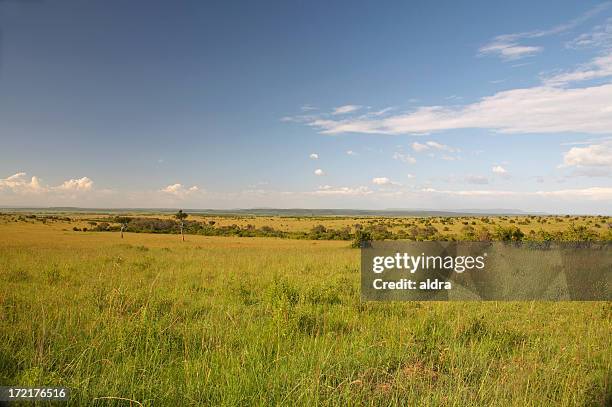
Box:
[0,236,610,406]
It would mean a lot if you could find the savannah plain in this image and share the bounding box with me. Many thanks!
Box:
[0,211,610,406]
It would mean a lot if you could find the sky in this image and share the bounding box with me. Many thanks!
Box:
[0,0,611,214]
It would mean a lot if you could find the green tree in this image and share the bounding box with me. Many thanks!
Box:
[351,230,372,248]
[174,210,188,241]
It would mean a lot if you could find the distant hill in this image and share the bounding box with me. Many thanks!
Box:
[0,207,547,217]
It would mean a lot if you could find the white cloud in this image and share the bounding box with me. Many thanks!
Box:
[543,53,612,85]
[311,185,372,196]
[566,17,612,50]
[480,3,610,61]
[57,177,94,191]
[429,141,457,152]
[161,184,182,194]
[423,187,612,201]
[288,8,612,138]
[563,140,612,167]
[309,153,319,159]
[372,177,401,186]
[301,104,318,111]
[492,165,508,174]
[332,105,362,115]
[406,173,415,179]
[561,136,612,146]
[561,140,612,177]
[314,169,325,176]
[280,114,317,123]
[534,187,612,200]
[0,173,96,194]
[161,183,200,198]
[392,152,416,164]
[346,150,357,156]
[479,41,542,61]
[422,187,518,197]
[307,81,612,135]
[412,141,458,153]
[0,172,105,207]
[371,107,395,116]
[445,95,463,101]
[1,172,610,213]
[0,172,45,194]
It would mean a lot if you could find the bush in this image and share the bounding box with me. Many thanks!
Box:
[351,230,372,248]
[495,226,524,241]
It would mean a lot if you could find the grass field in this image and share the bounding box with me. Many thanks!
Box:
[5,211,608,235]
[0,217,610,406]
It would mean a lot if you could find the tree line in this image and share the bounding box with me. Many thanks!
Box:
[80,211,612,245]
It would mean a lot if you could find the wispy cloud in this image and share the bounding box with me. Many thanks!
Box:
[423,187,612,200]
[371,107,396,116]
[293,46,612,136]
[392,152,416,164]
[561,136,612,146]
[332,105,362,115]
[311,185,372,196]
[444,95,463,101]
[303,79,612,135]
[479,42,542,61]
[534,187,612,200]
[479,2,611,61]
[411,141,458,153]
[566,17,612,49]
[543,53,612,85]
[309,153,319,159]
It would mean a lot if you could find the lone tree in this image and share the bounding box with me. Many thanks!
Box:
[115,216,131,239]
[174,210,188,241]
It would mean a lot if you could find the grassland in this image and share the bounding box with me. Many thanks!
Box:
[0,215,610,406]
[47,211,611,234]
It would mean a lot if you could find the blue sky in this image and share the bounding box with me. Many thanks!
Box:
[0,0,611,213]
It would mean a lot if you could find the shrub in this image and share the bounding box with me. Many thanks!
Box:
[495,226,524,241]
[351,230,372,248]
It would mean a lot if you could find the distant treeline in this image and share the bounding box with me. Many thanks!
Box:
[81,216,612,244]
